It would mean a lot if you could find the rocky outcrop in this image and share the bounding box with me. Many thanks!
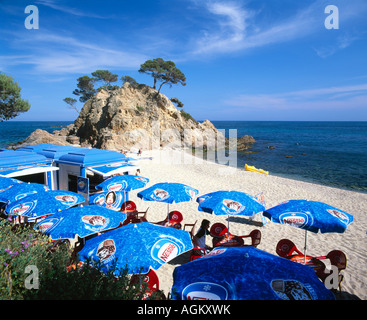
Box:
[13,83,255,152]
[65,83,227,151]
[9,129,76,150]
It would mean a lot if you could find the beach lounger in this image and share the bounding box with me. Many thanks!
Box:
[276,239,347,292]
[210,223,261,248]
[130,269,166,300]
[154,210,183,229]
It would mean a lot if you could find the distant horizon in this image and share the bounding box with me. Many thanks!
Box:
[1,0,367,122]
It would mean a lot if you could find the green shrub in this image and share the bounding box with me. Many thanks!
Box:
[0,220,160,300]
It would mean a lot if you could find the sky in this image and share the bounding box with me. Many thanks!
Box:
[1,0,367,121]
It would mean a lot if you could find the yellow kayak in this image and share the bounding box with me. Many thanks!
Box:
[245,164,269,175]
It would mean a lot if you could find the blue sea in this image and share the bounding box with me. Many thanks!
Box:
[1,121,367,193]
[212,121,367,193]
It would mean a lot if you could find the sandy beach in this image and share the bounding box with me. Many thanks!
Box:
[127,149,367,300]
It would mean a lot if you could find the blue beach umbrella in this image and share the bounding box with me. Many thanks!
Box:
[4,190,85,222]
[0,182,49,204]
[89,190,127,211]
[0,176,22,191]
[137,183,198,213]
[34,205,127,241]
[263,199,354,262]
[197,190,265,230]
[95,175,149,192]
[78,222,193,275]
[171,246,335,300]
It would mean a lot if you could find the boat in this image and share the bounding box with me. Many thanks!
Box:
[245,164,269,175]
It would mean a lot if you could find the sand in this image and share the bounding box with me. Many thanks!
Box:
[127,149,367,300]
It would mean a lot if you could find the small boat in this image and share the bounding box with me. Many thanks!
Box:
[245,164,269,175]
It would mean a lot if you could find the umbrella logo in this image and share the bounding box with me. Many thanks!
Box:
[151,239,180,264]
[152,189,169,201]
[55,195,79,206]
[107,182,126,192]
[82,215,107,226]
[222,199,244,214]
[326,209,350,225]
[197,195,211,203]
[10,201,36,216]
[279,212,309,228]
[97,239,116,263]
[37,218,60,233]
[182,282,229,300]
[271,280,315,300]
[184,187,196,199]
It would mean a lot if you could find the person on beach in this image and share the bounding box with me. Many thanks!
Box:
[193,219,212,254]
[138,148,142,157]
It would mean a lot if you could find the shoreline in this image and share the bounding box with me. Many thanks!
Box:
[128,149,367,300]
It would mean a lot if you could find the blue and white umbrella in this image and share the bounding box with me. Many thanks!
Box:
[4,190,85,222]
[0,176,22,191]
[35,205,127,241]
[0,182,49,204]
[78,222,193,275]
[95,175,149,192]
[263,199,354,263]
[138,182,198,214]
[197,190,265,230]
[171,246,335,300]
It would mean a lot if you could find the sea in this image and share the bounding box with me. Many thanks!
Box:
[1,121,367,193]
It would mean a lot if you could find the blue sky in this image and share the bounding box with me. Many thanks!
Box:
[1,0,367,121]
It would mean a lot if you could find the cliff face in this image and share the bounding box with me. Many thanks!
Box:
[69,83,226,151]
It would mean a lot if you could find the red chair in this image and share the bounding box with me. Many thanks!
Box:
[276,239,347,292]
[154,211,183,229]
[183,221,206,261]
[210,223,261,248]
[130,269,166,300]
[120,201,149,226]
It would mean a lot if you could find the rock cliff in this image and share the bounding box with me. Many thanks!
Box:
[12,83,255,152]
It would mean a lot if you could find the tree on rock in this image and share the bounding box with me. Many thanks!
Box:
[0,72,30,121]
[63,97,79,114]
[72,76,96,103]
[92,70,118,92]
[139,58,186,94]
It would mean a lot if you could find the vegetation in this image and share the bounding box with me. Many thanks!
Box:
[0,72,30,121]
[139,58,186,94]
[170,97,184,109]
[0,219,160,300]
[64,58,186,113]
[63,97,79,114]
[121,75,139,88]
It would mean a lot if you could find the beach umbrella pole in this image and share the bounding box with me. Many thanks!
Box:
[304,230,308,265]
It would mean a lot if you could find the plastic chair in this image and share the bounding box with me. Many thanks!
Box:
[130,269,166,300]
[154,211,183,229]
[276,239,346,292]
[276,239,303,258]
[120,201,149,226]
[315,250,347,293]
[210,223,261,248]
[183,221,206,261]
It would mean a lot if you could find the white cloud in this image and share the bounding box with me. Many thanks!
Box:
[35,0,109,19]
[4,31,148,74]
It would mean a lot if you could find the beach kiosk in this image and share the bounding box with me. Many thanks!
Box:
[2,144,139,202]
[0,149,58,189]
